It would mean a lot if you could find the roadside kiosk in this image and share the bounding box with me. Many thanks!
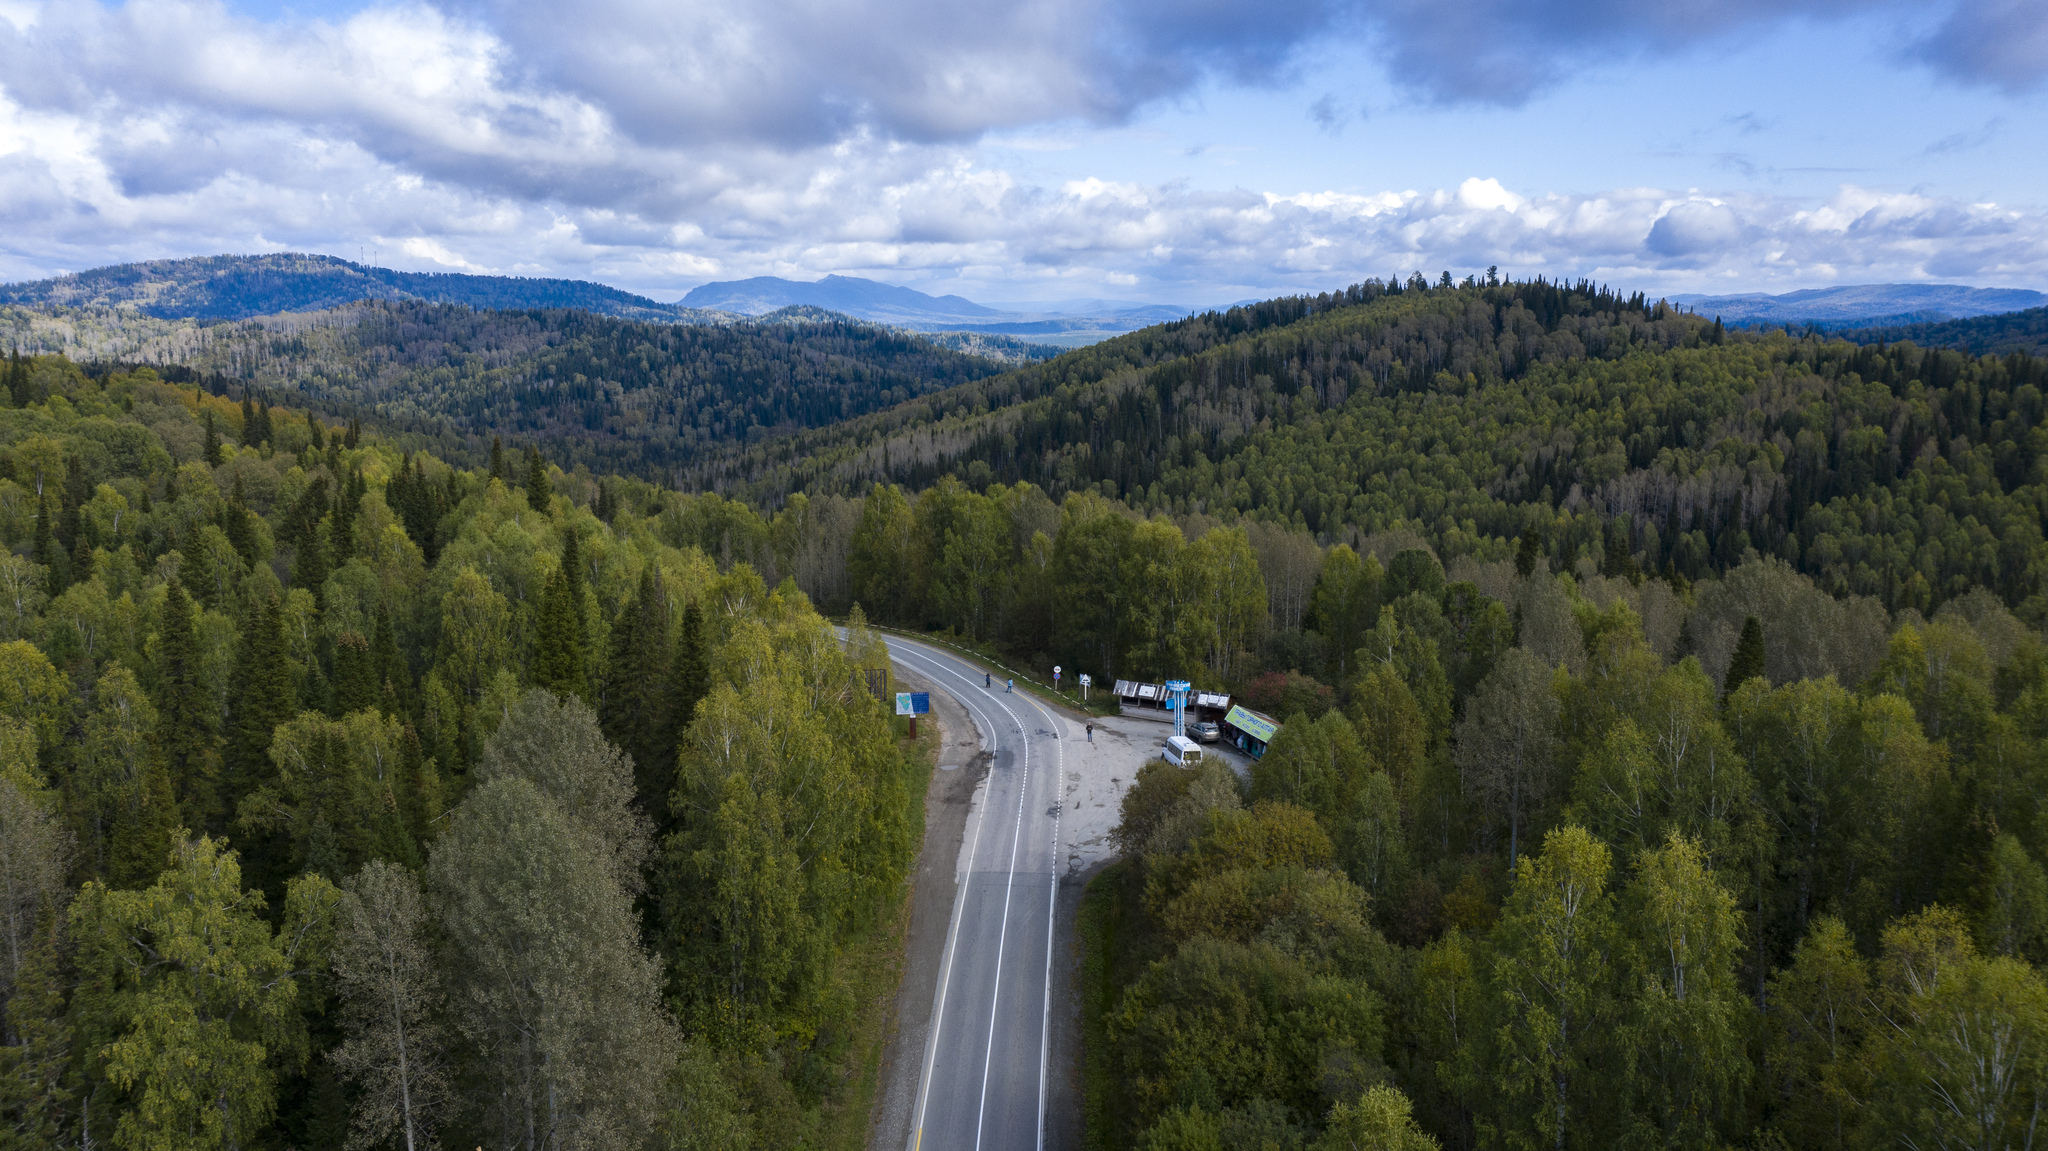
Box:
[1220,704,1280,759]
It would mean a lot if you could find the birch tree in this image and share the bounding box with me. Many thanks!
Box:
[329,861,448,1151]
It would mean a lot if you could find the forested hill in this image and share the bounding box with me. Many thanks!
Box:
[0,252,727,323]
[704,274,2048,619]
[115,299,1017,478]
[1837,304,2048,357]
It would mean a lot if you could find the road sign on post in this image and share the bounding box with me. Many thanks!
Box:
[895,691,930,737]
[1053,665,1061,689]
[1079,673,1093,701]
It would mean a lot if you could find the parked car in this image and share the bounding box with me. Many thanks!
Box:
[1193,721,1220,743]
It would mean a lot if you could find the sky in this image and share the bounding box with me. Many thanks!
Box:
[0,0,2045,307]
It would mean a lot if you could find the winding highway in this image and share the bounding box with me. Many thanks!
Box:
[887,636,1069,1151]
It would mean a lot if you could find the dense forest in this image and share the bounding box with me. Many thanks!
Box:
[134,301,1020,479]
[1838,304,2048,358]
[702,274,2048,623]
[0,352,926,1149]
[2,265,2047,1151]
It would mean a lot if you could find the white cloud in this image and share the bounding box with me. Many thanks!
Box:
[0,0,2043,298]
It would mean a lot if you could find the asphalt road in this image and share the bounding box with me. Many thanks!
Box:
[886,636,1069,1151]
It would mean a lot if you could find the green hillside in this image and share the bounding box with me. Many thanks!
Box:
[129,299,1016,476]
[705,275,2048,620]
[1838,303,2048,356]
[0,252,722,323]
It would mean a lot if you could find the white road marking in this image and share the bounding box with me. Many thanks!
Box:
[901,643,1005,1151]
[889,638,1056,1151]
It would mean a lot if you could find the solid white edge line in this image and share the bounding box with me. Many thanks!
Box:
[889,636,1067,1151]
[973,701,1028,1151]
[898,641,1003,1151]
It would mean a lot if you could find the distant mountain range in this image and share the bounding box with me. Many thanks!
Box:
[679,274,1204,342]
[0,252,728,324]
[12,258,2045,356]
[1667,283,2047,327]
[0,255,1191,348]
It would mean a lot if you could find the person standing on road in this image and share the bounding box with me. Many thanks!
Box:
[1086,724,1094,743]
[1006,678,1013,693]
[985,671,991,689]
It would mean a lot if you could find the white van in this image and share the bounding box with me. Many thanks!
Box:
[1163,735,1204,767]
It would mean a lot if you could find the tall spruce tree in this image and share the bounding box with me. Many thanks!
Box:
[523,446,551,513]
[4,350,33,408]
[33,488,60,598]
[153,578,220,831]
[203,409,225,466]
[1516,527,1542,578]
[250,398,273,449]
[529,532,588,702]
[488,436,506,485]
[333,632,375,717]
[222,472,258,567]
[224,593,298,810]
[1724,615,1767,701]
[290,476,330,606]
[602,567,672,816]
[371,608,412,720]
[57,456,86,552]
[661,598,709,829]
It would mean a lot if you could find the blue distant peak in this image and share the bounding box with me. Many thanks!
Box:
[1665,283,2046,326]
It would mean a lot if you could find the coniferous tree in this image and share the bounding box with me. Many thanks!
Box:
[5,350,34,408]
[332,467,365,561]
[1516,527,1542,578]
[203,409,225,466]
[0,909,75,1144]
[371,608,412,720]
[1603,517,1639,581]
[396,723,439,843]
[333,632,375,717]
[224,593,298,811]
[663,598,709,808]
[241,396,258,446]
[603,567,672,816]
[290,476,330,606]
[523,446,551,513]
[488,436,506,485]
[529,532,588,702]
[222,471,258,567]
[152,577,219,830]
[306,411,325,451]
[57,456,86,552]
[33,489,60,599]
[251,397,274,449]
[68,539,91,588]
[1723,615,1766,701]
